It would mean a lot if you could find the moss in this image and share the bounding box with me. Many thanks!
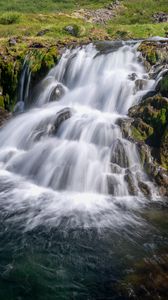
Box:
[160,74,168,97]
[138,41,168,67]
[0,40,59,110]
[160,127,168,169]
[0,95,4,108]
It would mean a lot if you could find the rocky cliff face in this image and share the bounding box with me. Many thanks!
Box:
[118,40,168,196]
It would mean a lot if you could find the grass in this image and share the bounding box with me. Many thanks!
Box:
[0,0,113,13]
[0,0,167,45]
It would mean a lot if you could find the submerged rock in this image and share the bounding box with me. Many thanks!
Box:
[33,107,73,141]
[49,84,66,102]
[13,101,24,115]
[138,181,151,197]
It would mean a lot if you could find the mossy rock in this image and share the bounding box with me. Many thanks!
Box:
[160,127,168,169]
[157,74,168,97]
[131,118,154,142]
[129,94,168,147]
[0,40,59,111]
[138,41,168,67]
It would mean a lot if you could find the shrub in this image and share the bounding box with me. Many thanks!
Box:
[0,12,21,25]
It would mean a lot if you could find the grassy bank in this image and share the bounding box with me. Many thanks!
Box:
[0,0,167,42]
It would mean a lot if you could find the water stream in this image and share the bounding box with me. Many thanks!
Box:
[0,42,167,299]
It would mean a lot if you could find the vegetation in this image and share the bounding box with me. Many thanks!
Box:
[0,0,167,41]
[0,0,168,110]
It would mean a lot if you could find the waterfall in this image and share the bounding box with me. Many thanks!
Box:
[14,57,31,114]
[0,42,158,230]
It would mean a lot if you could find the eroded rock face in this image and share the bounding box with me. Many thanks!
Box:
[32,107,73,142]
[49,84,66,102]
[128,95,168,149]
[111,139,129,168]
[0,108,11,127]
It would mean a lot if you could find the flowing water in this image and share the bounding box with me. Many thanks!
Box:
[0,42,167,299]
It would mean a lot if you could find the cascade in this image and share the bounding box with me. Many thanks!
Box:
[0,42,158,230]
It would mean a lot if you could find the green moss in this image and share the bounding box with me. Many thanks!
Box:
[0,41,59,110]
[131,126,146,141]
[0,95,4,108]
[160,74,168,97]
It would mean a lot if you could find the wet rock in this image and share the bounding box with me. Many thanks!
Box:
[124,169,138,196]
[0,107,11,127]
[111,139,129,168]
[121,253,168,300]
[13,101,24,115]
[128,95,168,148]
[156,71,168,97]
[49,84,66,102]
[34,108,73,141]
[138,181,151,197]
[52,108,73,133]
[138,41,168,68]
[128,73,137,81]
[134,79,148,92]
[110,163,122,174]
[107,174,120,195]
[141,90,157,101]
[160,127,168,168]
[116,118,132,140]
[131,118,154,142]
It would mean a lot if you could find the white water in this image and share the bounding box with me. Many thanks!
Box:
[0,43,158,230]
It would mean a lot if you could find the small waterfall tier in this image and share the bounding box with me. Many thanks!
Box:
[0,42,158,229]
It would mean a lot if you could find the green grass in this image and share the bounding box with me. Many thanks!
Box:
[113,0,168,25]
[0,0,113,13]
[0,0,167,44]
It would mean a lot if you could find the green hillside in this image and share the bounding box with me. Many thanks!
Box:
[0,0,167,41]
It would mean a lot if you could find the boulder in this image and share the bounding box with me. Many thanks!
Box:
[160,127,168,168]
[111,139,129,168]
[138,181,151,197]
[124,169,138,196]
[37,29,50,37]
[33,108,73,141]
[64,25,79,37]
[156,72,168,97]
[49,84,66,102]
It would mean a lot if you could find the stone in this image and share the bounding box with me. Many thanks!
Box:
[111,139,129,168]
[156,72,168,97]
[8,38,17,46]
[134,79,148,92]
[138,181,151,197]
[128,73,137,81]
[0,107,11,127]
[153,12,168,23]
[37,29,50,37]
[64,25,79,37]
[160,127,168,169]
[13,101,24,115]
[124,170,138,196]
[49,84,66,102]
[33,107,73,142]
